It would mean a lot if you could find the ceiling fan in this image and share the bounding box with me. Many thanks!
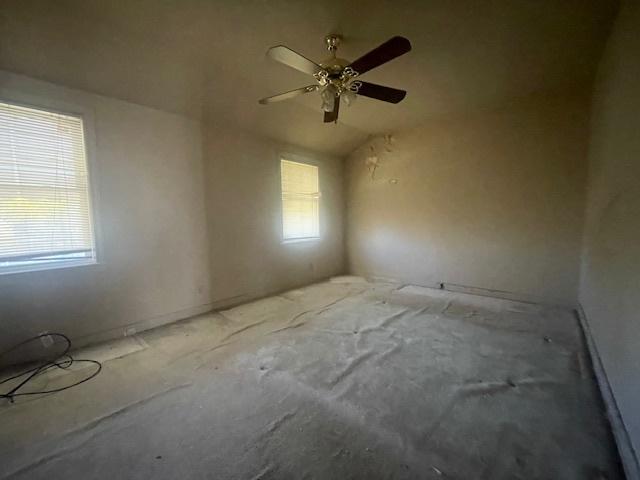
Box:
[258,34,411,123]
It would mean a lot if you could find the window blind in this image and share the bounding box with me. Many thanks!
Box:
[0,101,95,272]
[281,159,320,240]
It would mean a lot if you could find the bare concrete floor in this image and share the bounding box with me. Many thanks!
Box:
[0,277,623,479]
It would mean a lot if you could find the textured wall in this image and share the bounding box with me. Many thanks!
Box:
[204,127,345,307]
[0,71,211,353]
[346,91,590,306]
[579,0,640,461]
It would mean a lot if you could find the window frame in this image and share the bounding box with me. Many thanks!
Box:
[279,153,321,244]
[0,91,102,276]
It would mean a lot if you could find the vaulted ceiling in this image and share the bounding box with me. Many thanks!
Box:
[0,0,618,155]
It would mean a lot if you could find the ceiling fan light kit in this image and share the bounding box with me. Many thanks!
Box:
[259,34,411,123]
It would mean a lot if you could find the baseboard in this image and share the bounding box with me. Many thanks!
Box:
[442,282,572,308]
[362,273,572,308]
[207,274,346,312]
[577,304,640,480]
[70,302,214,351]
[72,275,340,353]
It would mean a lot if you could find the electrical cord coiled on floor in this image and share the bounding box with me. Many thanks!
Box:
[0,333,102,403]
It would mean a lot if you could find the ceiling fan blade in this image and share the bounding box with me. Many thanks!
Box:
[356,82,406,104]
[266,45,324,76]
[324,96,340,123]
[349,36,411,76]
[258,85,318,105]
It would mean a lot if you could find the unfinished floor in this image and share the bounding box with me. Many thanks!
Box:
[0,278,622,479]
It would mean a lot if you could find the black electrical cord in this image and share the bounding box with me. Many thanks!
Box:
[0,333,102,403]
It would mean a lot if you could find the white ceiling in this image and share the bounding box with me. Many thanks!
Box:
[0,0,619,156]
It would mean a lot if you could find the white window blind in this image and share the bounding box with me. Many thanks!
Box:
[0,101,95,273]
[281,159,320,240]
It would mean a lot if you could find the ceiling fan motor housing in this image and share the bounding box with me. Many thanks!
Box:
[318,34,351,91]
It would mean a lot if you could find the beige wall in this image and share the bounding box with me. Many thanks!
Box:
[0,71,346,359]
[204,126,345,306]
[0,71,211,354]
[346,91,590,306]
[579,0,640,460]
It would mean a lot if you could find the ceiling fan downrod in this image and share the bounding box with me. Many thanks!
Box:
[325,34,340,57]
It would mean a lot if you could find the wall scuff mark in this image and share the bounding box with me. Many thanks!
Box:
[365,134,394,180]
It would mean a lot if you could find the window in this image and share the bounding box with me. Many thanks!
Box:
[281,159,320,241]
[0,101,95,274]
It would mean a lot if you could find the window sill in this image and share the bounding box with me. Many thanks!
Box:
[282,237,321,245]
[0,258,98,276]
